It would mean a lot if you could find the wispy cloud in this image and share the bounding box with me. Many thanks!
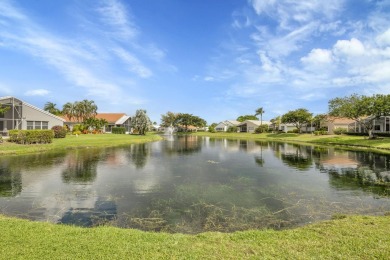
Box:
[96,0,138,40]
[24,89,50,96]
[112,47,152,78]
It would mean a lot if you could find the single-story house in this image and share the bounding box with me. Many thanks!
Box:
[348,116,390,134]
[215,120,241,132]
[237,120,271,133]
[0,96,65,135]
[278,123,296,133]
[320,116,356,134]
[63,113,132,133]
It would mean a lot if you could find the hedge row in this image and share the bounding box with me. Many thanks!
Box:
[8,130,54,144]
[112,127,126,134]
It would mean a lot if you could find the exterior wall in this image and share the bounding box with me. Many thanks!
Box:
[22,104,64,130]
[215,123,227,132]
[279,124,296,133]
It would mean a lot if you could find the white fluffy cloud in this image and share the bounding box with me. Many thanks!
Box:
[333,38,365,57]
[301,49,333,66]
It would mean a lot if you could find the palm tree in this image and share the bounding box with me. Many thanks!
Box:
[62,102,76,122]
[255,107,265,126]
[44,102,61,115]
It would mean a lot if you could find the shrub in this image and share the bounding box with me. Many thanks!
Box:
[254,124,269,134]
[333,127,347,135]
[112,127,126,134]
[72,124,86,134]
[8,130,54,144]
[287,129,299,133]
[51,125,67,138]
[208,126,216,133]
[0,136,2,143]
[73,130,82,135]
[227,126,238,133]
[314,130,328,136]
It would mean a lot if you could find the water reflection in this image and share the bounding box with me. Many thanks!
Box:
[0,137,389,233]
[62,150,100,183]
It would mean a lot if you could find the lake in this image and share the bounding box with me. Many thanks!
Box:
[0,135,389,233]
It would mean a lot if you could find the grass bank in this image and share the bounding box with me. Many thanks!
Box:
[0,215,389,259]
[194,132,390,153]
[0,133,162,156]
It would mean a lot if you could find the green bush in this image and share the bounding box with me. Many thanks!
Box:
[51,125,67,138]
[287,129,299,133]
[112,127,126,134]
[8,130,54,144]
[254,124,269,134]
[314,130,328,136]
[227,126,238,133]
[333,127,347,135]
[72,124,85,133]
[0,135,2,143]
[208,126,216,133]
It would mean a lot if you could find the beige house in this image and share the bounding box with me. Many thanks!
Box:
[320,117,356,134]
[0,96,65,135]
[63,113,132,133]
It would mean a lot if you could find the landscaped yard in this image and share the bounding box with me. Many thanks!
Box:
[0,133,162,155]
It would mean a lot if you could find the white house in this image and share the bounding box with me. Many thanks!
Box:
[237,120,271,133]
[0,96,65,134]
[215,120,241,132]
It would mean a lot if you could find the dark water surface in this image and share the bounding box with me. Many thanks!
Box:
[0,136,389,233]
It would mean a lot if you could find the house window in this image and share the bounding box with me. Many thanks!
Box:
[27,121,34,130]
[216,127,223,131]
[27,121,49,130]
[34,121,42,130]
[248,127,254,131]
[374,125,381,131]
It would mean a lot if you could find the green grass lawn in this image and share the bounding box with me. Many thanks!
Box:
[0,133,162,155]
[194,132,390,153]
[0,214,389,259]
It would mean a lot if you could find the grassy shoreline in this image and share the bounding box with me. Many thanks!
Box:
[0,133,162,156]
[194,132,390,154]
[1,132,390,258]
[0,214,389,259]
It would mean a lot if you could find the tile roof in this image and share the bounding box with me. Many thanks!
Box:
[62,113,127,123]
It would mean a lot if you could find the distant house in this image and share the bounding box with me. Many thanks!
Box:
[237,120,271,133]
[320,117,356,134]
[63,113,131,133]
[278,123,296,133]
[0,96,65,135]
[215,120,241,132]
[347,116,390,134]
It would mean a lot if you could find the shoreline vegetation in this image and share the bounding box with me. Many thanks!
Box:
[0,214,389,259]
[1,132,390,258]
[194,131,390,154]
[0,133,162,156]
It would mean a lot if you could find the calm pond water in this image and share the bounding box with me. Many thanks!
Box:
[0,136,389,233]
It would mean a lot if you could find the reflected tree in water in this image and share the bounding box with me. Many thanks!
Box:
[128,143,150,169]
[62,150,100,183]
[0,167,22,197]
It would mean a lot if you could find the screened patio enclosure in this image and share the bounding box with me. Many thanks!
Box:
[0,97,23,133]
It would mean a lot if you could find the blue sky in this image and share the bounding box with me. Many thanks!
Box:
[1,0,390,124]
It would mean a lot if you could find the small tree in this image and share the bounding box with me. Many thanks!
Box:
[281,108,312,133]
[161,111,179,127]
[131,109,151,135]
[44,102,61,115]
